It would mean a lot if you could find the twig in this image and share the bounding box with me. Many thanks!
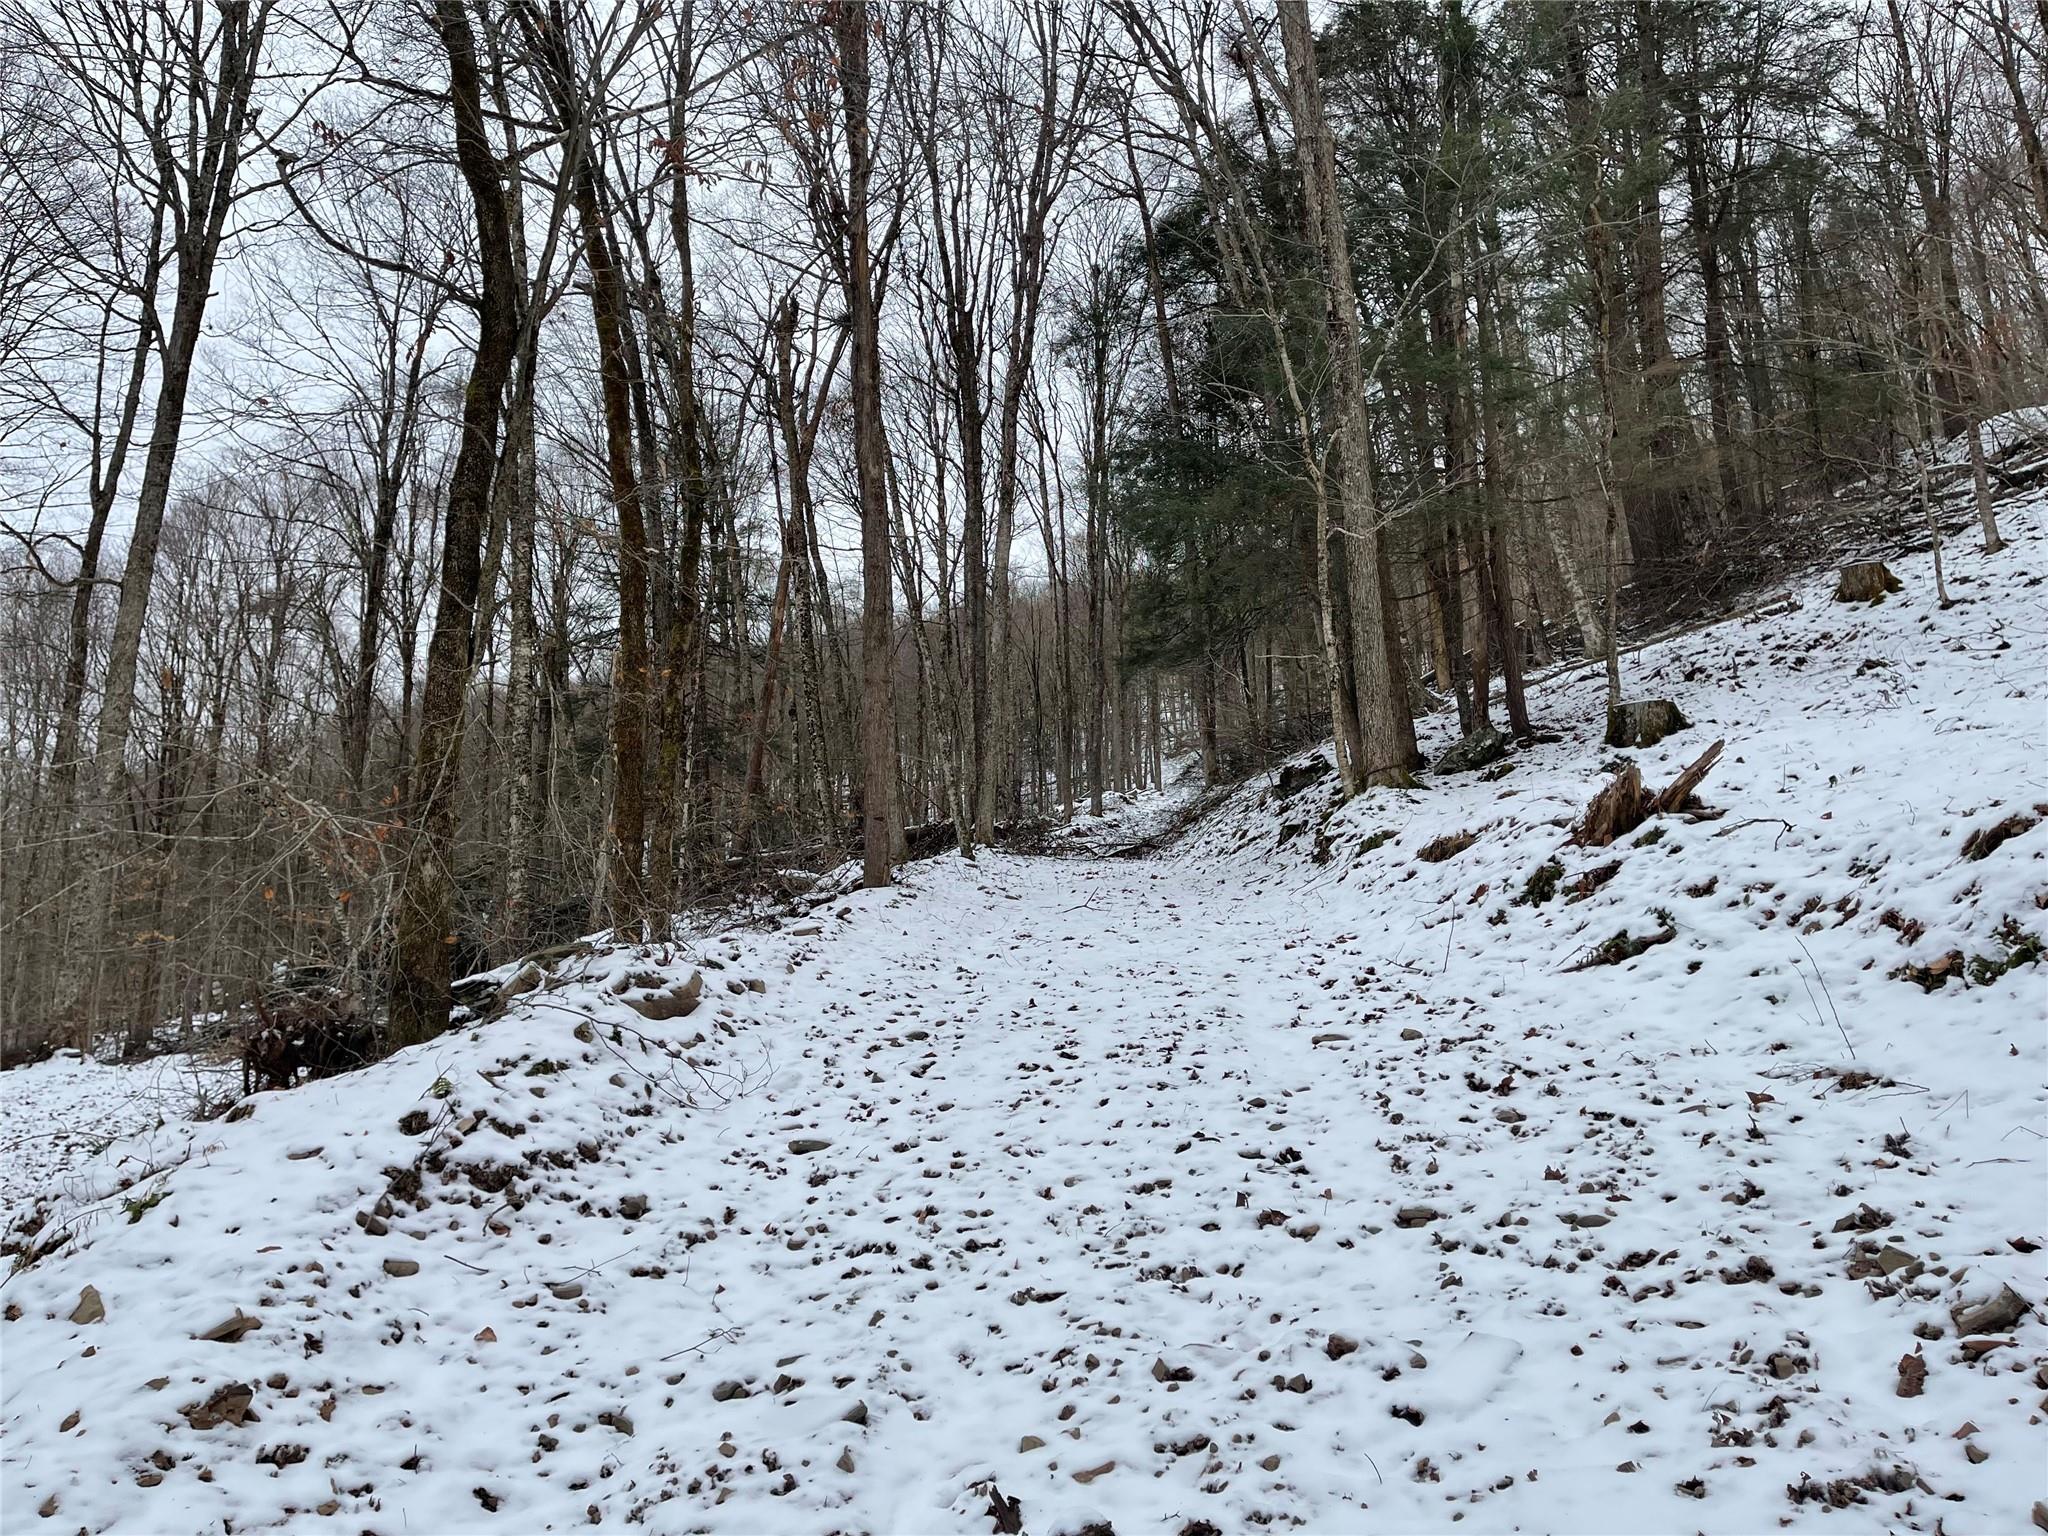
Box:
[1792,937,1853,1059]
[659,1325,744,1363]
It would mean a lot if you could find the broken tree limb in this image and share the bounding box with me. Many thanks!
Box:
[1573,738,1727,847]
[1651,738,1724,814]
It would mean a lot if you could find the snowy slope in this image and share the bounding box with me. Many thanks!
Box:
[1,1051,239,1242]
[1,505,2043,1536]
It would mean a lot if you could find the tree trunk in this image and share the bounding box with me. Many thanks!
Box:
[1276,0,1414,788]
[836,1,895,889]
[387,0,520,1049]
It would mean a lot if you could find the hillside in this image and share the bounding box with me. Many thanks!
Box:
[2,507,2044,1536]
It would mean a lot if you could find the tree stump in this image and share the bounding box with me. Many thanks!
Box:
[1605,698,1688,749]
[1834,560,1901,604]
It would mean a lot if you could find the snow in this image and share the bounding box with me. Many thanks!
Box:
[1929,405,2048,466]
[2,506,2044,1534]
[1,1050,239,1244]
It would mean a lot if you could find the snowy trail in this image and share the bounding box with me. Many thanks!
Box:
[659,851,1388,1533]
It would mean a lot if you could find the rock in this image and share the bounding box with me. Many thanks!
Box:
[382,1259,420,1277]
[1326,1334,1359,1361]
[711,1380,749,1402]
[1952,1285,2030,1336]
[790,923,822,937]
[1434,725,1508,775]
[497,961,544,1004]
[1396,1206,1440,1228]
[788,1138,832,1155]
[1072,1460,1115,1484]
[1832,1203,1893,1233]
[1273,756,1333,800]
[1018,1434,1045,1452]
[1150,1357,1193,1383]
[842,1400,868,1426]
[836,1447,855,1473]
[1311,1032,1350,1045]
[68,1287,104,1325]
[598,1409,633,1436]
[1768,1353,1802,1379]
[1833,560,1902,604]
[549,1281,584,1300]
[1876,1246,1919,1277]
[1260,1453,1282,1471]
[624,971,702,1022]
[1400,1027,1423,1041]
[618,1195,648,1221]
[1605,698,1688,749]
[38,1494,57,1517]
[1965,1441,1988,1464]
[196,1310,260,1343]
[1494,1107,1525,1124]
[181,1383,255,1430]
[2032,1500,2047,1532]
[1896,1351,1926,1398]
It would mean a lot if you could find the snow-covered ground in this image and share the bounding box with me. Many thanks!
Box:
[2,504,2043,1535]
[1,1050,239,1247]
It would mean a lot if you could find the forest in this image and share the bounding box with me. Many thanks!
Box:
[1,0,2040,1061]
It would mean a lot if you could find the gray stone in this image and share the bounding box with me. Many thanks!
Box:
[1434,726,1509,775]
[1952,1284,2030,1336]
